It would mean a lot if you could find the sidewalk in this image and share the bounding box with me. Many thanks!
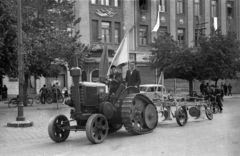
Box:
[0,101,71,149]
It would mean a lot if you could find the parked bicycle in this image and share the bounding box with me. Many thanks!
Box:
[46,91,64,104]
[8,95,34,108]
[34,94,41,104]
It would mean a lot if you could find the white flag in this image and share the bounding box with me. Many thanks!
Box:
[213,17,218,30]
[107,33,129,75]
[152,5,160,32]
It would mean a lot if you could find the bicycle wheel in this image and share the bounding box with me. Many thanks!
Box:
[8,99,18,108]
[35,95,41,104]
[27,97,34,106]
[46,96,53,104]
[57,95,64,103]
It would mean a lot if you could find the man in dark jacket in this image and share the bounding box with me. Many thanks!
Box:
[212,86,223,113]
[39,84,47,104]
[109,65,124,100]
[125,62,141,88]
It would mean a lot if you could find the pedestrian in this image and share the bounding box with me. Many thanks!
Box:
[2,85,8,100]
[220,85,224,101]
[39,84,47,104]
[51,84,57,102]
[199,81,205,94]
[228,83,232,96]
[223,83,228,96]
[125,62,141,89]
[210,85,223,113]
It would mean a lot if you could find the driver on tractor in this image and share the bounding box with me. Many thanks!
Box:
[108,65,125,103]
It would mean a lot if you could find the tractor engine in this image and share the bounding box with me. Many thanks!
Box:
[65,82,108,117]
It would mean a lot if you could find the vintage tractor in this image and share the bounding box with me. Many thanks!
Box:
[48,66,158,144]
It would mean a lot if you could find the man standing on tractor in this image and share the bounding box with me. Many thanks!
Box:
[125,62,141,89]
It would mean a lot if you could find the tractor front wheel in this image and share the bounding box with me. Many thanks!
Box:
[48,114,70,142]
[86,114,108,144]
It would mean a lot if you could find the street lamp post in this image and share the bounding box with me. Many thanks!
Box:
[7,0,33,127]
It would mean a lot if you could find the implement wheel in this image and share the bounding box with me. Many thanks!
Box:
[48,115,70,142]
[175,106,188,126]
[86,114,108,144]
[205,108,213,120]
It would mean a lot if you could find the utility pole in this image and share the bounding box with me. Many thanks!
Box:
[7,0,33,127]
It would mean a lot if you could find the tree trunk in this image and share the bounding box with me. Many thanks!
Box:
[23,74,29,106]
[214,79,218,86]
[188,79,193,96]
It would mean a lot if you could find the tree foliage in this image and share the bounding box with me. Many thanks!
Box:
[197,28,240,84]
[2,0,90,105]
[0,0,18,77]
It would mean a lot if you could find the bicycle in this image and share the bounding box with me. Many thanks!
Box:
[8,95,34,108]
[34,94,41,104]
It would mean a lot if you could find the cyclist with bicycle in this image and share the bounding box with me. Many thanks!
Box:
[39,84,47,104]
[210,85,223,113]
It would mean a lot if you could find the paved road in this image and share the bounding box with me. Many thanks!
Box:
[0,96,240,156]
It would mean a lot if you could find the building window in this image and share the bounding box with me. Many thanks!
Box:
[100,0,109,5]
[139,0,148,10]
[227,2,233,19]
[114,22,120,44]
[177,29,185,46]
[102,21,111,43]
[177,0,184,14]
[139,25,148,45]
[114,0,119,7]
[158,26,167,36]
[92,20,99,42]
[159,0,167,12]
[211,0,218,17]
[194,0,201,16]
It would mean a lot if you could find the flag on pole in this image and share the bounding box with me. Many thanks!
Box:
[152,5,160,32]
[107,32,129,75]
[99,42,109,82]
[213,17,218,30]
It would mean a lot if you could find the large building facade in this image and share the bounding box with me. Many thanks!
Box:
[2,0,240,95]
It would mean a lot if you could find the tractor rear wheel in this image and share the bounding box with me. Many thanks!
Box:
[48,114,70,142]
[121,94,158,134]
[86,114,108,144]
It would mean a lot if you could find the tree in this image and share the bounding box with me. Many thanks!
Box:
[0,0,18,77]
[197,28,240,85]
[149,33,199,95]
[4,0,89,105]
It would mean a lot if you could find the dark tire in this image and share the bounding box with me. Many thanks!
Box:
[46,96,53,104]
[27,98,34,106]
[86,114,108,144]
[8,99,18,108]
[35,95,41,104]
[205,108,213,120]
[57,95,64,103]
[108,124,123,134]
[175,106,188,126]
[48,114,70,143]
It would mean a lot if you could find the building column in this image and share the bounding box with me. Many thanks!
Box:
[75,0,90,44]
[187,0,194,47]
[236,0,240,40]
[203,0,211,35]
[169,0,176,40]
[220,0,227,35]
